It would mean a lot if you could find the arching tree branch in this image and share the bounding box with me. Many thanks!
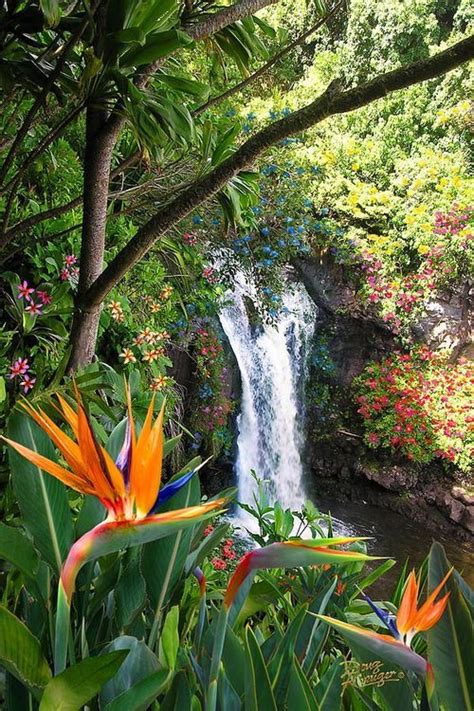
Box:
[81,34,474,308]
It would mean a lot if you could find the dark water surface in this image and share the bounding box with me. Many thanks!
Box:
[315,497,474,594]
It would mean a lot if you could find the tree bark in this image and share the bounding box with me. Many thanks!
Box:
[68,107,121,370]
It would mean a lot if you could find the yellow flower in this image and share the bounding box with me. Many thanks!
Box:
[150,375,171,391]
[160,285,173,300]
[351,162,360,171]
[417,245,430,255]
[120,348,136,364]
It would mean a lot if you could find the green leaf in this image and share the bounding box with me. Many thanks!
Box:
[7,410,73,573]
[427,542,474,711]
[159,606,179,670]
[244,627,277,710]
[39,0,61,26]
[103,669,170,711]
[185,521,230,573]
[142,475,200,613]
[0,605,51,698]
[314,658,343,710]
[0,522,39,580]
[99,637,159,707]
[122,30,192,67]
[39,652,128,710]
[288,657,317,711]
[158,74,210,101]
[115,549,146,629]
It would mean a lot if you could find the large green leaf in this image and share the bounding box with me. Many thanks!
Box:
[103,669,170,711]
[244,627,277,710]
[99,637,159,707]
[114,549,146,629]
[314,658,343,710]
[427,542,474,711]
[288,657,318,711]
[0,605,51,698]
[0,522,39,580]
[142,475,200,612]
[39,651,128,710]
[39,0,61,26]
[122,30,192,67]
[7,411,73,573]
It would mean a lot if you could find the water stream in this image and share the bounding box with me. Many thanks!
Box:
[219,278,473,588]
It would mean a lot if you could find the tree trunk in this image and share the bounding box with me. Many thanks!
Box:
[68,107,120,370]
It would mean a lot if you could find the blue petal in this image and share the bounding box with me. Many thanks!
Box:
[362,593,400,639]
[115,418,132,485]
[149,470,196,513]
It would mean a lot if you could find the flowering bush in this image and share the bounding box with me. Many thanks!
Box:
[355,346,474,472]
[1,270,73,397]
[190,325,234,454]
[358,204,473,337]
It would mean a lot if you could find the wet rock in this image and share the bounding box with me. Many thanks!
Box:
[461,506,474,534]
[451,486,474,507]
[356,461,419,492]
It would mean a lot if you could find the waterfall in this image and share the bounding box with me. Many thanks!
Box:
[219,277,317,512]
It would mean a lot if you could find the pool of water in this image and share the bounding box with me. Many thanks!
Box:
[315,496,474,593]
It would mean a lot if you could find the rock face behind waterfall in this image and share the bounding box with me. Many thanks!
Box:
[293,255,473,541]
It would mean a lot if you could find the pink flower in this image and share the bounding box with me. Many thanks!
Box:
[65,255,77,267]
[36,290,52,305]
[20,374,36,393]
[9,358,29,379]
[17,280,35,301]
[25,301,42,316]
[368,433,379,445]
[60,268,70,281]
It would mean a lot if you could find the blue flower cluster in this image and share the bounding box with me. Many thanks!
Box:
[199,383,214,399]
[190,431,203,450]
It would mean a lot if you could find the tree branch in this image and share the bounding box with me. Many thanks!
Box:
[81,34,474,308]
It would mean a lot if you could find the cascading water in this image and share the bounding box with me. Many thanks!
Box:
[219,276,317,512]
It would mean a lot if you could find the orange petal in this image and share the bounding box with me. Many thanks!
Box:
[76,405,121,503]
[415,592,450,631]
[2,436,92,494]
[131,399,164,516]
[397,570,419,634]
[414,568,453,631]
[55,394,79,438]
[21,402,90,485]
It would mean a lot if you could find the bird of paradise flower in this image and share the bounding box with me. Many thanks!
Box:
[2,385,226,672]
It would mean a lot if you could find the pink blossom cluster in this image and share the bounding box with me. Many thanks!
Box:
[60,254,79,282]
[433,204,472,236]
[9,357,36,393]
[17,280,52,316]
[182,232,197,246]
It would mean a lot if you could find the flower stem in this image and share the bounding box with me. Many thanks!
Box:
[206,606,229,711]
